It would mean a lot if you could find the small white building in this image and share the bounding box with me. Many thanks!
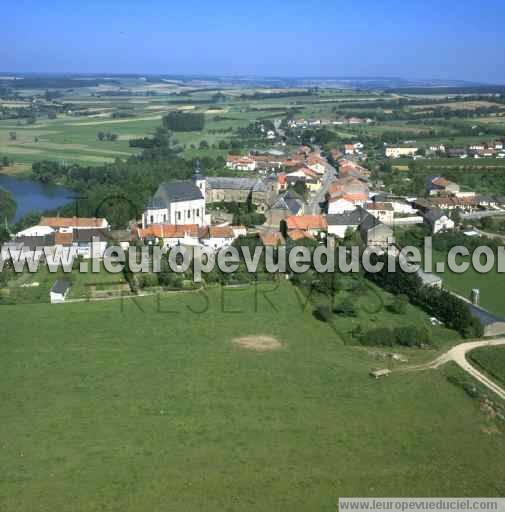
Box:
[423,208,455,234]
[50,280,71,304]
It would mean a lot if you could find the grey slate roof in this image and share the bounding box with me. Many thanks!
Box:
[10,234,55,250]
[270,191,304,215]
[73,229,109,243]
[148,181,203,208]
[206,177,261,191]
[423,208,445,223]
[51,279,71,295]
[327,208,367,226]
[359,212,383,232]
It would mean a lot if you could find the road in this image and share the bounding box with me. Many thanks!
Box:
[306,162,338,214]
[406,338,505,400]
[461,209,505,220]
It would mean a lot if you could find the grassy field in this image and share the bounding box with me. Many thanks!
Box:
[469,346,505,386]
[430,250,505,316]
[0,281,504,510]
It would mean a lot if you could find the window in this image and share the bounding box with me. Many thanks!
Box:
[177,211,181,221]
[163,214,167,222]
[150,215,154,224]
[187,210,191,218]
[196,209,199,217]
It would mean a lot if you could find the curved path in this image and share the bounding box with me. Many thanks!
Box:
[405,338,505,400]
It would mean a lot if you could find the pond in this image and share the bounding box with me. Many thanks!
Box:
[0,175,73,223]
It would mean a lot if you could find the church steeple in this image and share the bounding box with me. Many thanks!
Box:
[192,160,206,198]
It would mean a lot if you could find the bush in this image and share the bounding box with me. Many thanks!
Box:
[361,327,395,347]
[390,294,408,314]
[361,325,433,348]
[313,304,332,323]
[333,299,357,317]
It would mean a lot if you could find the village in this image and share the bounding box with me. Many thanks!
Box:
[3,139,505,308]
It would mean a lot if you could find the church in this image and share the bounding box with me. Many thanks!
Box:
[142,177,208,228]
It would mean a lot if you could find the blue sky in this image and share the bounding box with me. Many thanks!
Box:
[3,0,505,82]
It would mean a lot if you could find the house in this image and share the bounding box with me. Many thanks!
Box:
[359,214,394,248]
[447,148,467,158]
[338,159,370,182]
[385,146,418,158]
[285,167,321,192]
[286,215,327,238]
[72,229,109,259]
[371,193,417,215]
[252,154,283,171]
[326,208,367,238]
[365,202,394,225]
[205,177,270,211]
[428,176,461,196]
[287,229,315,242]
[327,177,369,206]
[226,154,257,171]
[327,197,357,215]
[422,208,455,234]
[136,224,200,247]
[1,234,55,262]
[15,224,56,238]
[306,154,327,175]
[265,191,305,227]
[429,144,446,153]
[199,225,237,250]
[344,144,356,155]
[50,280,71,304]
[260,231,285,247]
[142,181,207,228]
[39,216,109,230]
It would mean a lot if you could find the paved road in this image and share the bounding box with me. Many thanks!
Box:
[462,209,505,220]
[407,338,505,400]
[306,162,338,214]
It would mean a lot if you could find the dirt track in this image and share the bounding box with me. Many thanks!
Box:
[407,338,505,400]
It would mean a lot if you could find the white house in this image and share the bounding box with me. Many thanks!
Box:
[39,216,109,230]
[50,280,71,304]
[199,225,237,250]
[15,225,55,238]
[423,208,455,234]
[365,202,394,225]
[385,146,418,158]
[142,181,208,228]
[226,155,257,171]
[326,209,367,238]
[136,224,200,248]
[327,198,356,215]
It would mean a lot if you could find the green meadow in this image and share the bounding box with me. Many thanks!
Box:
[0,282,504,511]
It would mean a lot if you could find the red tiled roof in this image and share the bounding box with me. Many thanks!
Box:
[138,224,199,239]
[288,229,314,241]
[260,231,285,246]
[286,215,327,231]
[366,202,393,211]
[40,216,107,228]
[54,231,74,245]
[199,226,235,239]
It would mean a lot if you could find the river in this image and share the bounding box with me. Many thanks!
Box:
[0,175,73,223]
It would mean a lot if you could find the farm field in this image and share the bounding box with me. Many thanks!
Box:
[469,346,505,386]
[0,282,503,511]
